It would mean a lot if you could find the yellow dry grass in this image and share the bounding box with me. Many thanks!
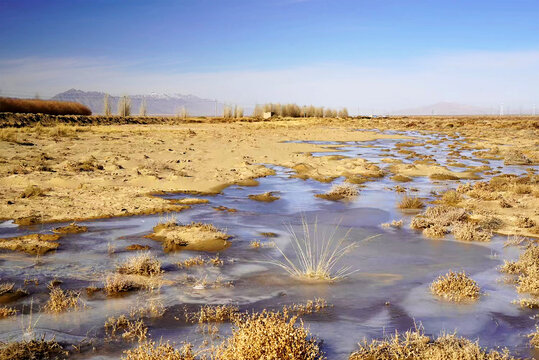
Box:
[117,253,163,277]
[0,336,67,360]
[122,340,195,360]
[452,222,492,242]
[349,327,517,360]
[186,304,239,324]
[105,314,148,343]
[43,286,83,313]
[397,195,424,209]
[430,270,480,302]
[501,244,539,295]
[0,306,17,318]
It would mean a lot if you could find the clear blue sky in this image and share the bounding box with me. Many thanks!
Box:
[1,0,538,112]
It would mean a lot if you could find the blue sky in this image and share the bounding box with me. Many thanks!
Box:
[1,0,538,112]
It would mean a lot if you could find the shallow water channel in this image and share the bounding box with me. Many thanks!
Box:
[0,130,538,359]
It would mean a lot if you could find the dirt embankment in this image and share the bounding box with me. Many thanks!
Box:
[0,118,411,223]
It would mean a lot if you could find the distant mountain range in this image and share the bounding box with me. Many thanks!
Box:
[52,89,225,116]
[391,102,494,115]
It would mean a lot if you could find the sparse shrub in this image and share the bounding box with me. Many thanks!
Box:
[0,306,18,318]
[43,286,83,313]
[0,336,67,360]
[440,190,462,205]
[423,225,447,238]
[104,274,141,296]
[315,183,359,201]
[398,195,424,209]
[223,105,233,119]
[139,98,147,116]
[452,222,491,242]
[186,304,239,324]
[117,253,162,277]
[349,327,516,360]
[122,340,195,360]
[282,298,329,316]
[216,310,323,360]
[430,270,480,302]
[105,314,147,343]
[381,219,403,228]
[103,94,111,115]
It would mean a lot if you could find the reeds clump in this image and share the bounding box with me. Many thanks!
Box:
[0,306,18,318]
[316,183,359,201]
[216,310,323,360]
[349,327,516,360]
[0,97,91,115]
[223,105,233,119]
[430,270,480,302]
[186,304,239,324]
[398,195,424,209]
[104,273,141,296]
[501,244,539,295]
[269,219,359,282]
[103,94,111,115]
[440,190,462,205]
[117,253,163,277]
[43,286,83,313]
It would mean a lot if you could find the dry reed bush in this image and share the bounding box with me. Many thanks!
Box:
[381,219,403,228]
[186,304,239,324]
[440,190,462,206]
[0,336,67,360]
[503,234,529,248]
[283,298,329,316]
[348,327,517,360]
[423,225,447,239]
[430,270,480,302]
[104,273,142,296]
[117,253,163,277]
[105,314,148,343]
[43,286,83,313]
[316,183,359,201]
[0,97,91,115]
[216,310,323,360]
[248,191,280,202]
[118,95,131,116]
[269,219,363,282]
[513,298,539,309]
[0,306,18,318]
[501,244,539,295]
[529,326,539,347]
[390,174,412,182]
[397,195,424,209]
[452,222,492,242]
[122,340,195,360]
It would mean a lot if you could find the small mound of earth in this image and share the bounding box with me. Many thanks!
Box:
[126,244,151,251]
[52,223,88,234]
[0,233,61,255]
[147,221,231,252]
[248,192,280,202]
[171,198,210,205]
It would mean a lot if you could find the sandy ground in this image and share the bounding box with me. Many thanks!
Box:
[0,116,537,237]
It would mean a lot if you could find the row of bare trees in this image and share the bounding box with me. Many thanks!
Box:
[105,95,348,119]
[253,103,348,118]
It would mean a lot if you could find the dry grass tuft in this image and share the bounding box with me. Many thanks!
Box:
[283,298,329,316]
[20,185,45,198]
[513,298,539,309]
[0,336,67,360]
[501,244,539,295]
[0,306,18,318]
[104,273,142,296]
[430,270,480,302]
[43,286,83,313]
[397,195,424,209]
[269,219,360,282]
[178,255,223,269]
[316,183,359,201]
[349,327,517,360]
[423,225,447,239]
[117,253,163,277]
[216,310,323,360]
[381,219,403,228]
[452,222,492,242]
[105,314,148,343]
[122,340,195,360]
[440,190,462,205]
[186,304,239,324]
